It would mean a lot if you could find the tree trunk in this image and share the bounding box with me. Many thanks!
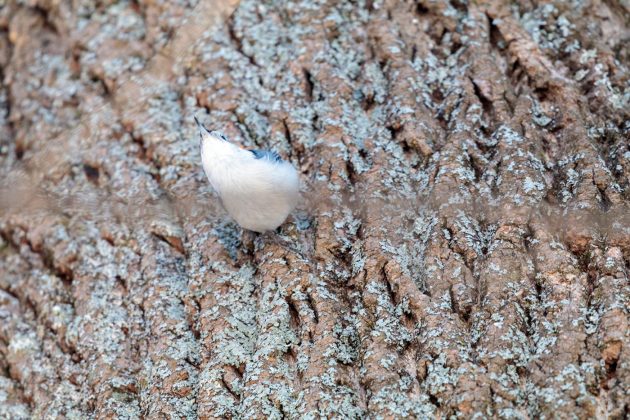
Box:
[0,0,628,418]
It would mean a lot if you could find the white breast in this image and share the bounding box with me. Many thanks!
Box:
[201,142,300,232]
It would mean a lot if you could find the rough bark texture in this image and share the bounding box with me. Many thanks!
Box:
[0,0,629,418]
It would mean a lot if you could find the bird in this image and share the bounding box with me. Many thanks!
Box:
[196,116,300,233]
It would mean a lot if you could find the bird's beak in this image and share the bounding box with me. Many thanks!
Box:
[194,115,204,131]
[195,115,214,134]
[195,116,208,149]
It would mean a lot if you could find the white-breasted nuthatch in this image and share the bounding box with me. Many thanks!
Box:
[196,116,300,233]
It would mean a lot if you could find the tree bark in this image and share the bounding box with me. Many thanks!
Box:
[0,0,628,418]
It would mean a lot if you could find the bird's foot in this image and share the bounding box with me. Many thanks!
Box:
[255,231,308,260]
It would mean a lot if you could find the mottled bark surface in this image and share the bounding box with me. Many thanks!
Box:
[0,0,628,418]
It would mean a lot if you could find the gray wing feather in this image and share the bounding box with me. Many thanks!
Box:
[250,149,282,162]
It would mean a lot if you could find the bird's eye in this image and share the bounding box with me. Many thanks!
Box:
[210,131,228,142]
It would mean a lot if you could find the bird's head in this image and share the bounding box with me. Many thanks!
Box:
[194,116,230,148]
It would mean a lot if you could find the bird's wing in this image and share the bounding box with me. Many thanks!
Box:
[249,149,282,162]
